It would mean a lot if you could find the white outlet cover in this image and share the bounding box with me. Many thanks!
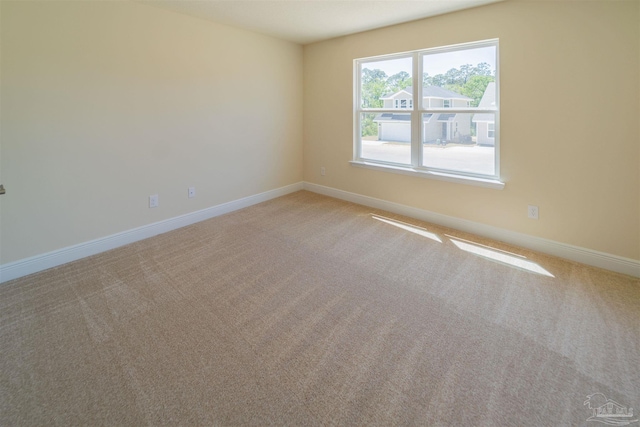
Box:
[149,194,159,208]
[528,205,539,219]
[188,187,196,198]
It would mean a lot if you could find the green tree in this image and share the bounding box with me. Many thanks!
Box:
[360,68,389,136]
[362,68,387,84]
[360,63,495,136]
[421,62,495,107]
[361,114,378,138]
[459,64,475,84]
[473,62,492,76]
[444,67,461,85]
[431,73,447,87]
[361,68,388,108]
[460,75,495,107]
[386,71,412,92]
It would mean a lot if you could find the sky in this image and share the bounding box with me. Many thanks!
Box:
[361,45,496,78]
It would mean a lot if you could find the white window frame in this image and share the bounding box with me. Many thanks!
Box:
[352,39,503,189]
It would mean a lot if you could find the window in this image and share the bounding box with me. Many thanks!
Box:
[488,123,495,138]
[354,39,500,185]
[394,99,411,109]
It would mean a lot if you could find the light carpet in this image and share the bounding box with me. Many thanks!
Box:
[1,190,638,425]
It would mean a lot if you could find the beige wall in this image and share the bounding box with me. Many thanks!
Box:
[0,1,303,264]
[303,0,640,261]
[1,0,638,268]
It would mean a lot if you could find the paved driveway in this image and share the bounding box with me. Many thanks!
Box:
[361,140,495,175]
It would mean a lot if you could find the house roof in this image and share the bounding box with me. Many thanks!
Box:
[373,113,411,122]
[381,86,472,100]
[437,114,456,121]
[379,89,411,100]
[477,82,496,108]
[423,86,472,100]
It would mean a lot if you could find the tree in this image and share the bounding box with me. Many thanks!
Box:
[459,64,474,84]
[361,68,388,84]
[460,75,495,107]
[360,68,389,136]
[386,71,412,92]
[421,62,495,107]
[473,62,492,76]
[361,114,378,138]
[360,63,495,136]
[444,67,462,85]
[431,73,447,88]
[361,68,388,108]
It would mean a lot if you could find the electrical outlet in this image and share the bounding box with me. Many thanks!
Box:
[321,167,326,176]
[149,194,159,208]
[188,187,196,198]
[528,205,539,220]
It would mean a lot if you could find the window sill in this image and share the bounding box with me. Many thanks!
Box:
[349,161,505,190]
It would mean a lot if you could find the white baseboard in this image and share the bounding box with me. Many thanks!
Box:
[3,181,638,282]
[0,182,304,283]
[303,182,640,278]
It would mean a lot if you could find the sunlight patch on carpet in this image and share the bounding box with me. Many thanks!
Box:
[449,237,554,277]
[371,215,442,243]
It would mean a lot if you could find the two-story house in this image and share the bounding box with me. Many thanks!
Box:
[374,86,473,144]
[472,82,496,146]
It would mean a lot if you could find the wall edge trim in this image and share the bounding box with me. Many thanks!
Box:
[0,182,304,283]
[303,182,640,278]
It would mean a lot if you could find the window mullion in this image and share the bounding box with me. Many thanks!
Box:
[354,61,361,160]
[411,52,421,167]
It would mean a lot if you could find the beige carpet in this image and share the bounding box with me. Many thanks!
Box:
[1,190,638,426]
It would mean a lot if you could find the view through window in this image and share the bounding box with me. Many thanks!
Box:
[354,40,499,180]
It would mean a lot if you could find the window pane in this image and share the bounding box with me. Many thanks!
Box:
[422,45,496,109]
[422,113,495,175]
[360,57,412,109]
[361,112,411,165]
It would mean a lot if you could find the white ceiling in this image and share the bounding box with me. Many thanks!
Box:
[140,0,503,45]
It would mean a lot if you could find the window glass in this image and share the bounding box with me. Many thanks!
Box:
[360,112,411,165]
[360,56,412,109]
[422,45,497,109]
[355,40,499,180]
